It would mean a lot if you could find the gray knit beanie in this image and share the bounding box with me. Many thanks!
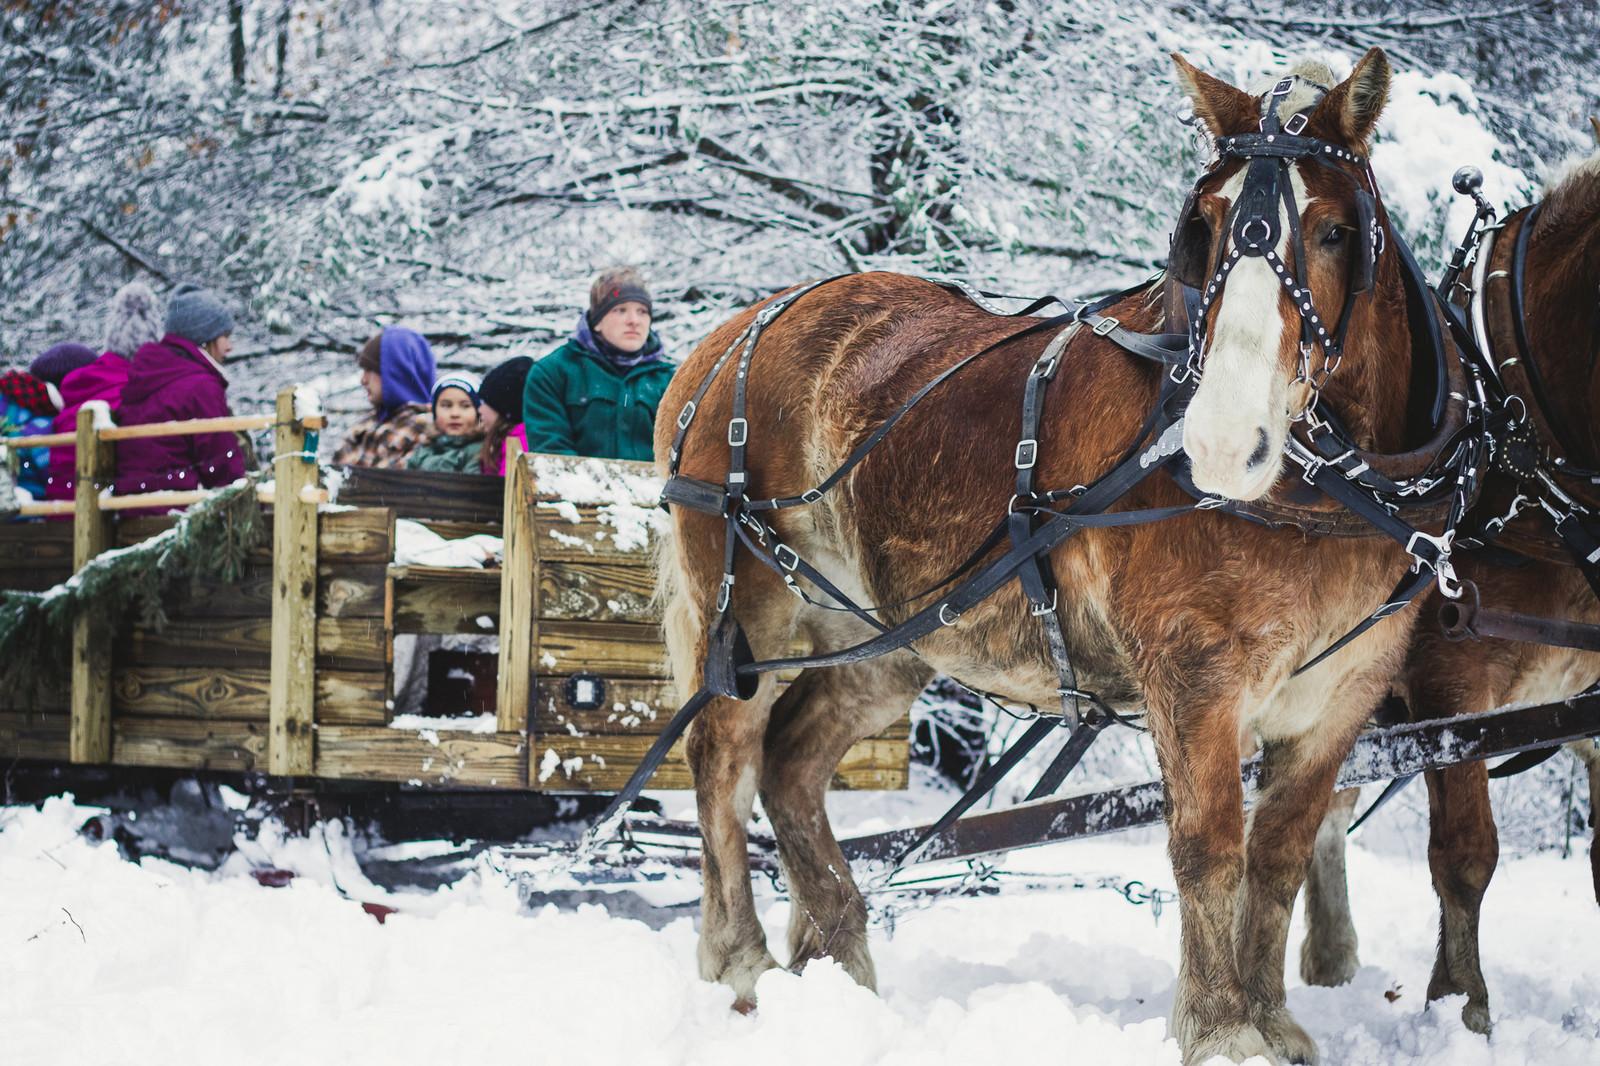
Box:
[164,282,235,346]
[103,281,164,358]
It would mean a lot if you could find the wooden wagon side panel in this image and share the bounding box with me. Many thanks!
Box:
[0,525,74,761]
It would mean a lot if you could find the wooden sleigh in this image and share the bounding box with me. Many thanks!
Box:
[0,386,910,795]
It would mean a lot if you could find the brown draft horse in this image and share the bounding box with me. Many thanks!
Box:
[659,50,1421,1064]
[1300,123,1600,1035]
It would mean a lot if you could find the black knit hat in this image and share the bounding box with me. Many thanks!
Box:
[478,356,533,418]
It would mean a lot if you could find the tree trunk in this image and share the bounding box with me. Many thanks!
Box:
[229,0,247,88]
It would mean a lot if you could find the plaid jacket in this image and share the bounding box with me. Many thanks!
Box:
[332,403,437,469]
[0,369,54,415]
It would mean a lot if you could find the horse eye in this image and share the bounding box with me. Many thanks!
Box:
[1322,226,1347,247]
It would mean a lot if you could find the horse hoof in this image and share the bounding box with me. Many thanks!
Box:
[1185,1021,1278,1065]
[1461,999,1492,1037]
[1256,1006,1319,1064]
[1299,937,1359,987]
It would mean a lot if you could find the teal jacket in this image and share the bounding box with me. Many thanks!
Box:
[521,321,675,462]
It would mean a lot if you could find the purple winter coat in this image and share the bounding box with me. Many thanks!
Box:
[45,351,133,503]
[113,334,246,500]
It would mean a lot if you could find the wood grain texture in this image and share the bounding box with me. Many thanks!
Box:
[533,504,658,563]
[119,616,388,671]
[70,404,114,764]
[337,467,504,522]
[496,441,537,733]
[536,620,669,678]
[0,710,70,761]
[271,388,320,775]
[152,563,385,619]
[315,726,526,788]
[113,717,267,771]
[0,566,73,592]
[112,665,385,726]
[530,734,908,792]
[539,560,658,623]
[318,508,395,562]
[391,566,501,635]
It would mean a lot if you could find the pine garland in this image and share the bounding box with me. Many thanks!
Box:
[0,477,268,706]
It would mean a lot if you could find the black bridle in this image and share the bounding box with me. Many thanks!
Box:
[1171,76,1383,419]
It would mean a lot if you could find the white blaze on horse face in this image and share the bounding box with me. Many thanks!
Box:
[1183,166,1312,502]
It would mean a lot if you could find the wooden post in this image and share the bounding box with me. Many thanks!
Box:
[268,387,319,775]
[69,403,114,763]
[496,437,537,736]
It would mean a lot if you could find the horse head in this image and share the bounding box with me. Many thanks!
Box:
[1170,49,1395,501]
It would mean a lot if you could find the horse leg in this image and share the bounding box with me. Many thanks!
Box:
[1570,740,1600,905]
[759,654,931,989]
[1236,733,1359,1065]
[1420,755,1497,1033]
[687,681,784,1008]
[1145,690,1272,1065]
[1297,786,1361,987]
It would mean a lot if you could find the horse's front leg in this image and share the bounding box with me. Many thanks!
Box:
[1145,670,1273,1065]
[1235,726,1367,1065]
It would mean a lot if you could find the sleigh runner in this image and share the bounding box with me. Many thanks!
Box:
[0,388,910,792]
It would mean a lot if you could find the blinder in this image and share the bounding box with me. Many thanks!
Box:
[1168,189,1211,291]
[1349,188,1379,295]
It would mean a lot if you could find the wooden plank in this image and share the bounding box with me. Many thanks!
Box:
[150,563,385,619]
[338,467,504,522]
[540,560,658,623]
[0,524,75,566]
[271,387,320,775]
[530,734,908,792]
[496,440,537,734]
[319,508,394,562]
[70,403,114,764]
[529,453,655,501]
[0,566,73,592]
[391,566,502,635]
[112,665,385,726]
[315,726,526,788]
[0,710,70,761]
[417,518,501,540]
[119,616,387,671]
[534,504,659,563]
[536,620,669,678]
[113,717,266,771]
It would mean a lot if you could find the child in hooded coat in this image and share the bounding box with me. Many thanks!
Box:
[46,283,164,503]
[0,366,62,502]
[113,282,247,502]
[333,327,438,468]
[406,373,485,473]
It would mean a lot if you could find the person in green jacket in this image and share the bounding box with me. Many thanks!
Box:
[406,373,485,473]
[521,267,675,462]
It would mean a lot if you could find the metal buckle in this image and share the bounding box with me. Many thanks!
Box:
[782,574,806,600]
[1283,113,1308,135]
[1029,589,1058,616]
[800,488,823,504]
[938,603,961,626]
[1405,529,1461,596]
[727,418,748,446]
[675,401,696,430]
[773,543,800,571]
[1015,439,1038,470]
[1194,496,1228,510]
[1091,316,1119,337]
[1271,77,1294,97]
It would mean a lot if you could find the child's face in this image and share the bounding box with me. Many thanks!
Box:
[434,388,479,435]
[361,368,383,407]
[480,404,501,432]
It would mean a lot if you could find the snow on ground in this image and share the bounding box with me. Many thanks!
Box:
[3,787,1598,1066]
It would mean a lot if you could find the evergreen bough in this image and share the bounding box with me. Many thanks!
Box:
[0,477,268,707]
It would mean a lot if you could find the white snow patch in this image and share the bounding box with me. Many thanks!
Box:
[387,712,497,735]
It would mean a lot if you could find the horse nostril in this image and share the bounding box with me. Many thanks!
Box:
[1246,427,1271,469]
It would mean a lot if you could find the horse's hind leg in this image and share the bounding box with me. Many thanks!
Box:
[688,682,785,1008]
[1298,786,1360,986]
[1422,758,1497,1034]
[759,653,932,990]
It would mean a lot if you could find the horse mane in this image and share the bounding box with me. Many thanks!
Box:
[1253,59,1336,124]
[1538,146,1600,236]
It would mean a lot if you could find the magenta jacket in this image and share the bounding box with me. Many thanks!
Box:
[112,335,246,499]
[45,351,133,502]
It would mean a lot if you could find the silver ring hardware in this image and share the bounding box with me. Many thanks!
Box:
[938,603,961,626]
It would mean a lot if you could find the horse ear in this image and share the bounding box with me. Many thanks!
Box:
[1590,116,1600,146]
[1171,53,1258,140]
[1319,47,1391,149]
